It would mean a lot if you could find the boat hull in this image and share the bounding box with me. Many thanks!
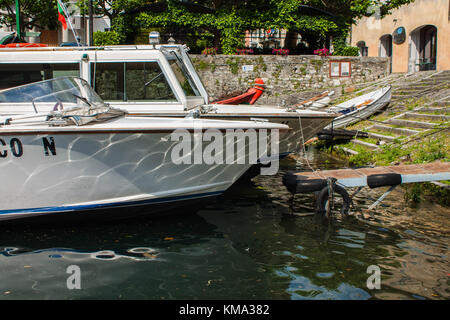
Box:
[325,87,392,129]
[0,130,268,221]
[197,114,334,156]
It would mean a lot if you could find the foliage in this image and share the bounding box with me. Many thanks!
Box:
[75,0,141,27]
[0,0,415,51]
[332,45,359,56]
[93,30,121,46]
[201,47,217,55]
[129,0,348,53]
[331,30,359,56]
[0,0,72,32]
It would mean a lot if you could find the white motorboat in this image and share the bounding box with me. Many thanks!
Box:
[325,86,392,129]
[0,77,288,222]
[0,44,336,157]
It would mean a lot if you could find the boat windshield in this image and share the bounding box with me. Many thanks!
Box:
[163,49,201,97]
[0,77,105,113]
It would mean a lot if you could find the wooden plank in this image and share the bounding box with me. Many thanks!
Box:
[287,162,450,192]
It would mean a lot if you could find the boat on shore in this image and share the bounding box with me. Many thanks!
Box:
[291,90,335,110]
[212,78,266,105]
[325,86,392,129]
[0,44,337,157]
[0,77,289,222]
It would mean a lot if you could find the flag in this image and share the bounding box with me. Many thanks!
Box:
[57,1,67,30]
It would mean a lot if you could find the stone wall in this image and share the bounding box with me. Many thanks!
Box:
[191,54,390,105]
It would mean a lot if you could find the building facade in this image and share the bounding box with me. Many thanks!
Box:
[351,0,450,73]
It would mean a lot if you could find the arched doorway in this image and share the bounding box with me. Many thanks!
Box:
[379,34,393,72]
[408,25,437,73]
[356,40,368,56]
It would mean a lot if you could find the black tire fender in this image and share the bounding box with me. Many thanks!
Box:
[283,173,327,194]
[296,178,328,193]
[367,173,402,189]
[316,184,351,216]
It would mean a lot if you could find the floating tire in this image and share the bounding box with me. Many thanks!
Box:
[367,173,402,189]
[316,185,351,217]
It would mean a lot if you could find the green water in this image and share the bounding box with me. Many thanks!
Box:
[0,147,448,300]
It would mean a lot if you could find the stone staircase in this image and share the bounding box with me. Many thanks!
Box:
[340,70,450,153]
[391,70,450,102]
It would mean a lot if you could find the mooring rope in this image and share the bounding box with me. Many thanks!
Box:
[298,115,315,172]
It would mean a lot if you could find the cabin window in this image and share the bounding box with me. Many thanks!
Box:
[0,63,79,90]
[91,61,177,102]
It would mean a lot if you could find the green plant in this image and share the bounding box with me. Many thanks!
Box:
[93,31,121,46]
[226,58,239,75]
[311,59,324,73]
[404,183,422,204]
[201,47,217,55]
[333,46,359,56]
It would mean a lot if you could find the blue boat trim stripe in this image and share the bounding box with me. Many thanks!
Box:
[0,191,224,215]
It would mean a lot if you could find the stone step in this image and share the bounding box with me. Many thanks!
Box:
[431,101,450,107]
[386,118,437,129]
[392,95,414,100]
[341,147,359,155]
[430,74,450,80]
[370,124,420,136]
[397,85,433,91]
[403,112,450,121]
[416,79,448,86]
[394,86,430,92]
[352,139,380,150]
[431,181,450,190]
[392,90,424,95]
[367,131,398,142]
[418,107,450,113]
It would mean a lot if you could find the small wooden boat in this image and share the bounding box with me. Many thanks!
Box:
[293,91,335,110]
[325,86,391,129]
[213,78,265,105]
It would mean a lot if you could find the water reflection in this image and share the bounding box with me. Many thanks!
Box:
[0,147,448,300]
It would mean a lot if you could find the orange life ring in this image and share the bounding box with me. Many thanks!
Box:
[4,43,47,48]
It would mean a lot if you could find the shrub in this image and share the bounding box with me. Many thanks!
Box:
[93,31,121,46]
[201,47,218,55]
[332,45,360,57]
[314,48,330,57]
